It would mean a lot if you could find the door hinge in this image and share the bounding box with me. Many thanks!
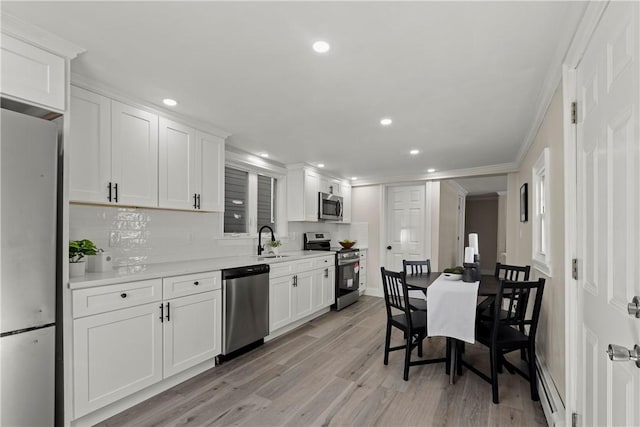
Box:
[572,258,578,280]
[572,412,578,427]
[571,102,578,124]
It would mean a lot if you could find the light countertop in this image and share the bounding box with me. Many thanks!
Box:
[69,250,335,289]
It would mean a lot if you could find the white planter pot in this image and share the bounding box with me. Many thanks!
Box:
[269,246,279,255]
[69,261,86,277]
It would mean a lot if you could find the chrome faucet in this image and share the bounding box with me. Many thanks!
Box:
[257,225,275,255]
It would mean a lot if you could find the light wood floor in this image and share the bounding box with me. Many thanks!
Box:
[98,296,547,427]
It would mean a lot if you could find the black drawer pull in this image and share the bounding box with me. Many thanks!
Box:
[194,281,199,286]
[120,293,127,298]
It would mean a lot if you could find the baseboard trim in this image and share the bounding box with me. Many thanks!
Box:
[536,351,565,427]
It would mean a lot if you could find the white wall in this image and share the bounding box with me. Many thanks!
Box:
[351,185,382,296]
[505,83,566,401]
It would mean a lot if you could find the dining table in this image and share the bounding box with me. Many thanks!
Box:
[404,272,500,384]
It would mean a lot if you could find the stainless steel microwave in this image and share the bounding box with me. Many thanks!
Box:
[318,192,343,221]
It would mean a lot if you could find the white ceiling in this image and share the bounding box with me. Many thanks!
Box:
[2,1,586,184]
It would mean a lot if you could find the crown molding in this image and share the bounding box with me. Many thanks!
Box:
[1,12,85,59]
[71,73,231,139]
[352,162,519,187]
[444,180,469,196]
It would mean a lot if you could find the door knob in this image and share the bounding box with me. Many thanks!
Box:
[606,344,640,368]
[387,245,392,250]
[628,296,640,318]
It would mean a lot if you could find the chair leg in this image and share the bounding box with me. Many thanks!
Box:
[490,347,500,404]
[403,333,412,381]
[384,322,391,365]
[417,335,423,358]
[528,345,539,401]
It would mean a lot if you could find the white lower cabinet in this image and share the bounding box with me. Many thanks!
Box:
[269,256,335,333]
[72,273,221,419]
[163,291,221,378]
[73,302,163,417]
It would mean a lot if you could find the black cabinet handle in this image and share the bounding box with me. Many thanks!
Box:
[114,183,119,203]
[193,281,199,286]
[387,245,392,250]
[166,302,170,322]
[193,193,197,209]
[107,182,112,202]
[197,194,201,209]
[324,268,329,278]
[120,293,127,298]
[159,304,164,322]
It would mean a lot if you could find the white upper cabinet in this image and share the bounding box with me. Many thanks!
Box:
[158,118,197,210]
[196,130,225,212]
[341,182,352,223]
[0,34,66,111]
[111,101,159,208]
[158,123,225,212]
[69,86,111,204]
[287,166,351,222]
[69,88,159,207]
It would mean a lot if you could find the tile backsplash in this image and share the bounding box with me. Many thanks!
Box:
[70,205,369,266]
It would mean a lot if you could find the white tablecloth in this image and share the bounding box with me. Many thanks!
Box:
[426,275,479,343]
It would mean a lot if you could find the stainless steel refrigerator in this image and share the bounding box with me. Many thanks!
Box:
[1,108,58,426]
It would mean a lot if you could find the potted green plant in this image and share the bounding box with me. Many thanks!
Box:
[266,239,282,254]
[69,239,98,277]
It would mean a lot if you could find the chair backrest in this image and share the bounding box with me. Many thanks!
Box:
[494,263,531,281]
[380,267,413,324]
[492,278,545,343]
[403,259,431,276]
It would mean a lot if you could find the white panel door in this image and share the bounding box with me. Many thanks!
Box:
[294,271,314,319]
[304,169,319,221]
[163,291,220,378]
[69,86,112,204]
[158,118,197,210]
[576,3,640,426]
[111,101,158,207]
[197,130,225,212]
[73,303,163,418]
[385,184,426,271]
[269,276,294,332]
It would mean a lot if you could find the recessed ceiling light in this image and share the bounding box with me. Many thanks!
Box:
[410,149,420,155]
[259,153,269,158]
[162,98,177,107]
[427,168,436,173]
[380,118,392,126]
[317,163,325,168]
[351,177,358,180]
[312,40,331,53]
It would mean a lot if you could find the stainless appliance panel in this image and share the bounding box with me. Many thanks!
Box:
[222,266,269,355]
[1,109,57,333]
[318,192,343,221]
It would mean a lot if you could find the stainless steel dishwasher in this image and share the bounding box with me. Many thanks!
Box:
[220,264,270,361]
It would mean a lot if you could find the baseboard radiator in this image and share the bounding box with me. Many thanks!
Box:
[536,352,565,427]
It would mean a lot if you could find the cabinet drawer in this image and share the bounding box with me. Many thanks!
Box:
[312,256,334,270]
[269,261,295,279]
[163,271,220,299]
[73,279,162,318]
[294,259,315,273]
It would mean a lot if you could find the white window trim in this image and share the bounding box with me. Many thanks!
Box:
[223,151,288,239]
[532,147,551,276]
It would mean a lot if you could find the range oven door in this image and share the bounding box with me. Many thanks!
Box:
[318,192,343,221]
[336,259,359,293]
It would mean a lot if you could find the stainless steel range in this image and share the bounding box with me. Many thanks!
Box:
[303,232,360,311]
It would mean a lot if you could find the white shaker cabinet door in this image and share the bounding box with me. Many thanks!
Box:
[341,182,352,223]
[73,303,163,418]
[197,131,225,212]
[322,266,336,307]
[293,271,314,320]
[111,101,158,208]
[158,118,197,210]
[304,169,319,222]
[69,86,111,204]
[163,291,221,378]
[269,276,295,332]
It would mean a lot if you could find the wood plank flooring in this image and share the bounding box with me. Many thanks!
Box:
[98,296,548,427]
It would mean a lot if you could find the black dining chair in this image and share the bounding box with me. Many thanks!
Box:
[402,259,431,312]
[478,263,531,321]
[464,278,545,404]
[380,267,446,381]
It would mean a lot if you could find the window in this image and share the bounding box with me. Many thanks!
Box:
[532,148,551,276]
[223,153,285,237]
